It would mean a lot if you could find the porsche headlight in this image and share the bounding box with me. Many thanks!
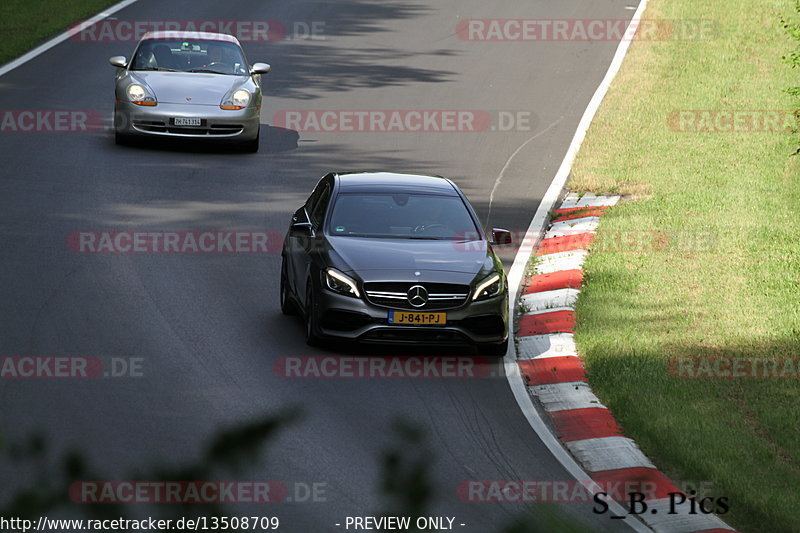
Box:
[233,89,250,107]
[324,268,360,298]
[128,84,145,100]
[221,89,250,110]
[472,273,503,301]
[127,83,156,106]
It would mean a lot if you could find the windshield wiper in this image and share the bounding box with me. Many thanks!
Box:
[186,68,228,75]
[333,234,446,240]
[132,67,178,72]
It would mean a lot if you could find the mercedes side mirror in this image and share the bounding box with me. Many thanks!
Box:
[291,221,313,235]
[491,228,512,246]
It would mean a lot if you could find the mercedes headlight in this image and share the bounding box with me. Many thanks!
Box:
[472,273,503,301]
[324,268,360,298]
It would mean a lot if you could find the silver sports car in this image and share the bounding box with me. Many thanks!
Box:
[110,31,271,152]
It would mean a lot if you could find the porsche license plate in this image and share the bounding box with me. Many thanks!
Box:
[174,117,201,126]
[388,311,446,325]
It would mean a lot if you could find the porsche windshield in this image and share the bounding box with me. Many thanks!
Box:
[129,39,248,75]
[329,193,480,240]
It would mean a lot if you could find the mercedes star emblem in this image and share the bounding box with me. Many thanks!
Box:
[407,285,428,308]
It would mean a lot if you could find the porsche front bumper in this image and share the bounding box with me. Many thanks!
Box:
[114,101,260,141]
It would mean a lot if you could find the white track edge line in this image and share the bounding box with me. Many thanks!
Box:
[501,0,652,531]
[0,0,140,78]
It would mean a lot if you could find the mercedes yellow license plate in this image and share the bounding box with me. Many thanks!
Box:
[388,311,446,325]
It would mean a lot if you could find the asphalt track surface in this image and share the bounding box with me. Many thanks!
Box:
[0,1,639,531]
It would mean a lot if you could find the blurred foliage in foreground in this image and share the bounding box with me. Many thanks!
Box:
[0,411,588,532]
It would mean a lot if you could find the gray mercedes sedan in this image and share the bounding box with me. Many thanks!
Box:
[281,172,512,356]
[109,31,270,152]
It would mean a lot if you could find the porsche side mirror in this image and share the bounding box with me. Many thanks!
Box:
[109,56,127,68]
[251,62,271,75]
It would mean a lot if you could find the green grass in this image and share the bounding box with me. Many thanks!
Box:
[0,0,119,66]
[569,1,800,531]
